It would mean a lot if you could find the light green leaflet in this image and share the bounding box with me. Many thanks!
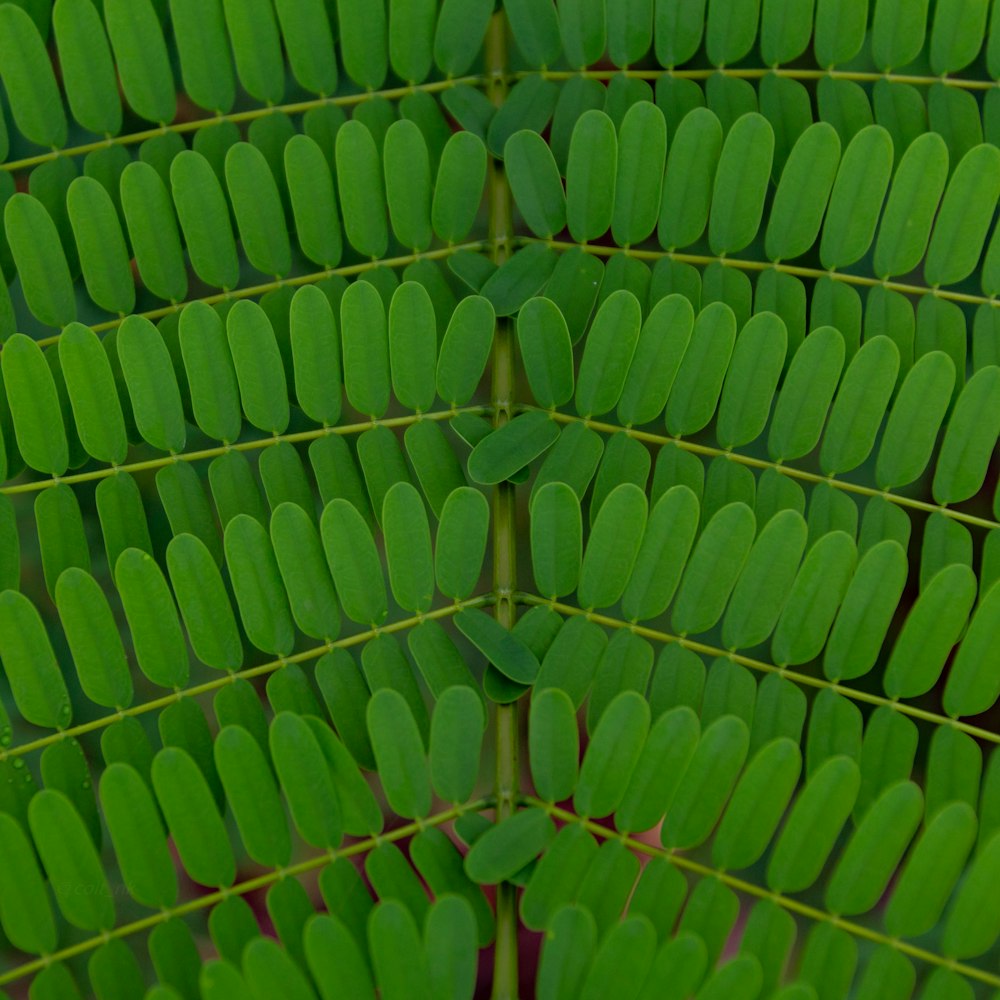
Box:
[179,302,242,443]
[466,807,557,885]
[103,0,176,124]
[507,130,567,240]
[430,686,485,803]
[665,301,737,436]
[766,123,841,262]
[115,548,189,688]
[367,689,431,818]
[384,120,433,253]
[336,120,389,258]
[933,364,1000,504]
[151,747,236,888]
[578,483,648,609]
[120,161,188,303]
[166,533,243,670]
[168,0,235,113]
[537,905,598,1000]
[873,132,949,278]
[530,688,580,803]
[767,325,845,461]
[226,300,290,434]
[716,311,787,448]
[566,110,618,242]
[66,177,134,315]
[170,151,240,289]
[468,410,560,485]
[709,113,774,255]
[290,285,341,425]
[0,589,72,728]
[222,0,285,103]
[1,333,69,474]
[436,294,495,405]
[383,482,435,613]
[0,813,57,954]
[433,487,488,601]
[285,134,342,268]
[99,763,178,909]
[942,579,1000,717]
[518,297,575,408]
[336,0,387,88]
[389,282,437,412]
[214,725,290,868]
[658,107,723,250]
[576,290,643,417]
[876,350,955,489]
[274,0,337,94]
[0,4,67,146]
[559,0,606,67]
[819,126,894,270]
[342,279,391,418]
[225,142,291,278]
[457,607,541,684]
[820,336,899,475]
[321,498,388,625]
[305,915,375,1000]
[433,131,488,243]
[612,101,667,247]
[620,484,700,622]
[4,194,75,328]
[531,482,582,599]
[672,502,756,636]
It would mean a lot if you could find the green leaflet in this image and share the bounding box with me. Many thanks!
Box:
[178,302,241,442]
[243,937,316,1000]
[4,194,75,327]
[435,487,489,600]
[575,691,650,818]
[933,365,1000,503]
[1,333,69,474]
[825,781,923,916]
[874,132,949,278]
[662,715,750,850]
[224,142,290,278]
[51,0,120,133]
[168,0,235,113]
[466,807,557,885]
[559,0,606,67]
[716,311,787,448]
[214,725,290,868]
[103,0,176,124]
[383,482,434,613]
[481,243,559,316]
[672,502,756,636]
[537,905,598,1000]
[341,279,391,418]
[658,107,723,250]
[566,110,618,242]
[222,0,285,102]
[170,151,239,289]
[0,4,66,146]
[226,300,289,434]
[767,326,845,461]
[518,297,574,408]
[435,0,493,75]
[665,302,737,436]
[336,0,387,88]
[819,126,894,269]
[166,533,243,670]
[59,322,127,464]
[99,763,177,910]
[926,145,1000,286]
[576,290,643,418]
[820,336,899,475]
[943,579,1000,717]
[384,120,433,253]
[872,0,930,70]
[274,0,337,94]
[321,498,388,625]
[942,831,1000,958]
[713,738,802,871]
[436,294,494,405]
[151,747,235,887]
[430,686,485,803]
[507,130,567,240]
[468,410,560,485]
[224,513,294,656]
[66,177,134,315]
[367,688,431,819]
[0,811,56,955]
[389,281,436,412]
[579,482,648,609]
[120,161,188,303]
[285,134,342,268]
[876,350,955,489]
[336,120,388,258]
[433,132,488,244]
[531,482,582,599]
[530,687,580,804]
[709,113,774,255]
[824,540,908,681]
[456,607,541,684]
[305,915,375,1000]
[766,123,841,261]
[612,101,667,247]
[290,285,341,425]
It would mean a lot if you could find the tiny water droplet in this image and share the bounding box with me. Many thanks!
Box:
[0,725,12,748]
[81,779,91,790]
[58,703,72,725]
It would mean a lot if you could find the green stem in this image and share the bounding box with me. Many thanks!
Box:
[487,11,521,1000]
